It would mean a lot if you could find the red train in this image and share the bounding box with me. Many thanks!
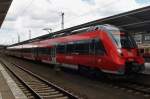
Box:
[7,24,145,75]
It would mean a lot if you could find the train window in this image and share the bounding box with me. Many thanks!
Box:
[57,44,66,53]
[23,48,32,53]
[23,49,26,53]
[32,48,38,56]
[64,39,105,55]
[74,40,89,54]
[38,48,51,55]
[66,42,76,53]
[89,39,95,54]
[94,38,106,55]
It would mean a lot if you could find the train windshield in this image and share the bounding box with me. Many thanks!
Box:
[102,25,137,49]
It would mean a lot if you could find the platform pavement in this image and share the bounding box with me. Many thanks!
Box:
[143,62,150,74]
[0,63,27,99]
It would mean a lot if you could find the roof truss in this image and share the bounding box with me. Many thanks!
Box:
[0,0,12,27]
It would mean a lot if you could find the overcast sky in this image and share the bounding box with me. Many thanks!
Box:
[0,0,150,45]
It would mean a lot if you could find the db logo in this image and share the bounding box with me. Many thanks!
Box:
[128,52,133,56]
[66,56,73,59]
[98,59,102,62]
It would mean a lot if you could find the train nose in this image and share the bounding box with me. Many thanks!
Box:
[121,48,137,58]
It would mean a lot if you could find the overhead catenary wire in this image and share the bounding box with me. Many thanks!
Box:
[13,0,123,44]
[43,0,122,31]
[65,0,122,27]
[16,0,35,18]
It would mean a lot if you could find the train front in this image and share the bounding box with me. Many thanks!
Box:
[103,25,145,74]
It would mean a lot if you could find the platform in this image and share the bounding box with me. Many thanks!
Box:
[0,63,27,99]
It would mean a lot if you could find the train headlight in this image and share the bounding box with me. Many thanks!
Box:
[117,49,122,53]
[117,49,123,57]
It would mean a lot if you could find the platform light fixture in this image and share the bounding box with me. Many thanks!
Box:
[43,28,52,34]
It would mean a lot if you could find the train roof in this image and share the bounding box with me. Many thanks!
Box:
[0,0,12,28]
[8,29,99,49]
[9,5,150,47]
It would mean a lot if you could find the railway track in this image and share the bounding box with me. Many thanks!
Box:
[1,56,150,98]
[122,73,150,95]
[7,63,150,98]
[1,61,79,99]
[103,74,150,97]
[113,80,150,96]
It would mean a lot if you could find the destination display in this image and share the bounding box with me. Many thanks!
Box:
[133,34,142,44]
[142,33,150,43]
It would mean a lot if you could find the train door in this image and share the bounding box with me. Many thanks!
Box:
[51,46,56,64]
[65,42,76,64]
[74,39,95,67]
[31,48,35,60]
[34,48,38,60]
[94,38,107,70]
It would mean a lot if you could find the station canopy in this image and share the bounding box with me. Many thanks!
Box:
[87,5,150,33]
[0,0,12,28]
[11,5,150,46]
[58,5,150,33]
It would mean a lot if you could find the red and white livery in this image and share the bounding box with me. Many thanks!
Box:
[7,24,145,75]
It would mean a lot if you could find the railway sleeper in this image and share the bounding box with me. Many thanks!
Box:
[32,86,52,89]
[36,90,59,94]
[41,93,64,98]
[34,88,56,92]
[28,83,48,87]
[27,82,46,85]
[18,86,27,89]
[25,81,43,83]
[23,90,31,93]
[29,85,49,88]
[18,84,25,87]
[26,95,34,98]
[54,96,69,99]
[28,83,48,86]
[25,92,33,96]
[37,92,62,95]
[33,87,52,90]
[31,87,52,91]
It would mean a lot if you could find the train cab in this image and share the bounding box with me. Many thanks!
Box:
[98,25,145,74]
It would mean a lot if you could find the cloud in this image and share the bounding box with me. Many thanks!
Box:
[0,0,149,44]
